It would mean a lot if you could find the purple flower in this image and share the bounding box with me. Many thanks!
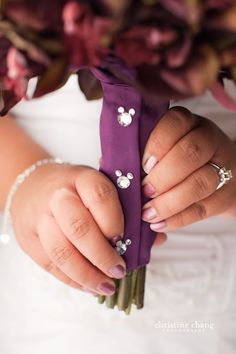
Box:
[3,0,66,30]
[5,47,30,98]
[62,1,111,66]
[0,0,235,111]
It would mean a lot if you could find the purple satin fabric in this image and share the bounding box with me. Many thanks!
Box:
[92,65,168,270]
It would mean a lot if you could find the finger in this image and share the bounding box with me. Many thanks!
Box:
[153,232,167,247]
[149,182,235,232]
[49,188,126,280]
[19,232,83,290]
[142,164,219,224]
[37,213,118,295]
[142,106,199,174]
[75,168,124,239]
[142,121,220,197]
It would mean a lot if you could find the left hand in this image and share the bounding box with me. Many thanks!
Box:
[141,106,236,233]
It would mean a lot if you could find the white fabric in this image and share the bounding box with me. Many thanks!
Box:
[0,75,236,354]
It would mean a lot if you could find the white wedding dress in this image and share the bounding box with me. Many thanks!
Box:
[0,75,236,354]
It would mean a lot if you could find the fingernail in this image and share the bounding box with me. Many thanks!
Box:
[110,235,122,246]
[150,221,167,231]
[143,155,158,174]
[142,207,157,221]
[108,264,126,279]
[143,183,156,197]
[97,282,116,295]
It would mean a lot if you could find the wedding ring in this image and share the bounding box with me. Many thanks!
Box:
[208,161,233,190]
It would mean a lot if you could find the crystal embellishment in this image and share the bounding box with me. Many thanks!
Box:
[217,167,233,189]
[115,170,134,189]
[115,239,132,255]
[117,106,135,127]
[209,162,233,190]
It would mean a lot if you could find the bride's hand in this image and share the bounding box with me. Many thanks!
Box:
[10,164,126,295]
[141,106,236,232]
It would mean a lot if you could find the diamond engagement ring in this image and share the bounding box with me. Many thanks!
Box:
[208,161,233,190]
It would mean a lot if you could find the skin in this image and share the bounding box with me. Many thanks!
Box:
[0,115,127,296]
[1,105,235,296]
[141,106,236,233]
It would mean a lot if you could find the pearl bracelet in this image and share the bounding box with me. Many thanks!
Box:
[0,157,69,245]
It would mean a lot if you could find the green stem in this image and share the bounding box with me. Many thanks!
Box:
[117,270,132,311]
[125,269,138,315]
[135,266,146,309]
[105,279,119,308]
[98,295,105,304]
[97,266,146,314]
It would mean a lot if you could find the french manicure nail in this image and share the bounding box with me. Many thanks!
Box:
[143,183,156,197]
[97,282,116,295]
[142,207,157,221]
[143,156,158,174]
[150,221,167,232]
[108,264,126,279]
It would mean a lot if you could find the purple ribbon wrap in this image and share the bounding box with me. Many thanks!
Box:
[93,64,168,270]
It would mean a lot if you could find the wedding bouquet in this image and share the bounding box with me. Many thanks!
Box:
[1,0,236,314]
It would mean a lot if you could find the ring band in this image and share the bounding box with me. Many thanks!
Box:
[208,161,233,190]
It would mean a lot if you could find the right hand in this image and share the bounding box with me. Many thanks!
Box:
[10,162,126,296]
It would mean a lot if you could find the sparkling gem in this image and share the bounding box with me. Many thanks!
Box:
[118,106,125,114]
[117,175,131,189]
[129,108,135,116]
[115,239,132,255]
[127,172,133,180]
[117,106,135,127]
[115,170,122,177]
[115,170,134,189]
[118,112,133,127]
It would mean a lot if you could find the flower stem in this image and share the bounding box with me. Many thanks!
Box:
[117,270,132,311]
[135,266,146,309]
[105,279,119,308]
[97,266,146,314]
[98,295,105,304]
[125,268,138,315]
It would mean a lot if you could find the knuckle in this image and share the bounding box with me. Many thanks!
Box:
[190,173,209,199]
[50,245,73,266]
[91,182,114,203]
[149,129,163,151]
[93,252,117,271]
[49,188,73,213]
[173,211,186,228]
[156,198,174,218]
[168,107,194,130]
[178,140,202,164]
[192,202,207,220]
[68,216,90,240]
[51,188,70,204]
